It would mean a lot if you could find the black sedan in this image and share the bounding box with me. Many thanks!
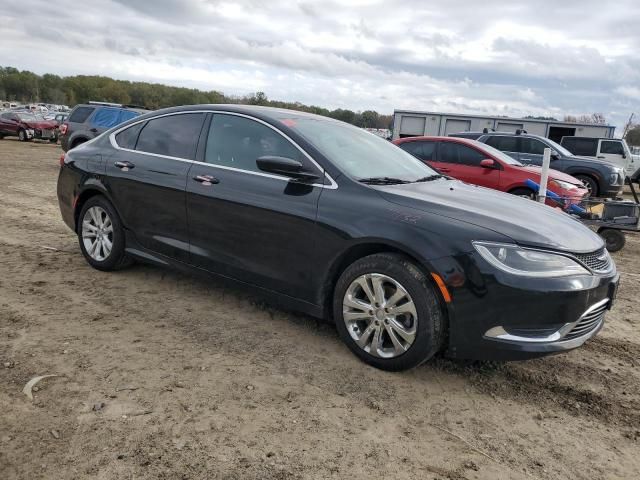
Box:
[57,105,619,370]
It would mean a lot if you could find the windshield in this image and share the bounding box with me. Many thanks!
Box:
[280,117,439,181]
[544,137,573,157]
[471,140,523,166]
[16,113,37,122]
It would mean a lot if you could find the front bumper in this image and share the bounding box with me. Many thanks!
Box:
[432,253,619,361]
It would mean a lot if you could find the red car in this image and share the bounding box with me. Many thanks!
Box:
[393,136,588,204]
[0,111,59,142]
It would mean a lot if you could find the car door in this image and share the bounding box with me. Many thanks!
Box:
[518,137,547,166]
[0,112,19,135]
[106,112,207,263]
[185,112,324,301]
[598,140,627,171]
[437,141,501,189]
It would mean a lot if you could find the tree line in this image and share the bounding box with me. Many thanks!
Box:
[0,66,393,129]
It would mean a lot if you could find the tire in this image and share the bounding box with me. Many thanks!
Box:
[509,188,536,200]
[575,175,599,197]
[333,253,446,371]
[49,134,58,143]
[18,129,29,142]
[598,228,626,253]
[77,196,133,271]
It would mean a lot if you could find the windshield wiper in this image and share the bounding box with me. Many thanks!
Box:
[358,176,411,185]
[413,174,444,182]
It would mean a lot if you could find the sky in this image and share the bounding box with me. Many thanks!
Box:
[2,0,639,130]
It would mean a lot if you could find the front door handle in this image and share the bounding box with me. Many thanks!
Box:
[597,156,605,159]
[114,160,135,171]
[193,174,220,186]
[90,128,98,133]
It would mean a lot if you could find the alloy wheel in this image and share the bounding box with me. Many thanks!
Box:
[342,273,417,358]
[81,206,113,261]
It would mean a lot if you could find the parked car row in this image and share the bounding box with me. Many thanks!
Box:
[393,135,589,204]
[447,131,626,198]
[56,105,618,371]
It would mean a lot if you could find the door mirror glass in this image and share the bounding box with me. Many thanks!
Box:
[551,151,560,160]
[480,158,496,168]
[256,156,320,182]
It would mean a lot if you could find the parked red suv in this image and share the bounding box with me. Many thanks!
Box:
[393,136,588,204]
[0,111,59,142]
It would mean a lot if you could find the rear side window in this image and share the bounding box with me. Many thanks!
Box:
[135,113,205,160]
[439,142,485,166]
[115,122,144,150]
[485,136,519,152]
[562,137,597,156]
[205,114,306,173]
[600,141,624,155]
[91,108,140,128]
[520,138,546,155]
[68,106,95,123]
[399,141,436,161]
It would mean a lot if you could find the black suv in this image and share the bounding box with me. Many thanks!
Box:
[60,102,149,151]
[477,132,625,197]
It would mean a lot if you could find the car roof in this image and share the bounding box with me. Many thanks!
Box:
[395,135,480,145]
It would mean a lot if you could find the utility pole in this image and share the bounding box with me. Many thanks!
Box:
[622,113,635,138]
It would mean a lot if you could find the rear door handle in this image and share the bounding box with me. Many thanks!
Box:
[193,174,220,185]
[114,160,135,171]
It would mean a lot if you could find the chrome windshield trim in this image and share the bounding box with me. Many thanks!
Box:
[108,109,338,190]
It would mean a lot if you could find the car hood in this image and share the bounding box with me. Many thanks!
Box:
[519,165,583,185]
[376,179,603,253]
[564,154,620,170]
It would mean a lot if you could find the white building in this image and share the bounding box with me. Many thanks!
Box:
[392,110,616,142]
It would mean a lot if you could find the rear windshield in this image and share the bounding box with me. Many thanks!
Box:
[68,106,95,123]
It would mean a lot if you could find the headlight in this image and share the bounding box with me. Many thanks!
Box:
[550,179,576,190]
[609,172,624,186]
[473,241,589,277]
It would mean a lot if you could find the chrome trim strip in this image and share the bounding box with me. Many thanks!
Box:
[108,109,338,189]
[484,297,609,344]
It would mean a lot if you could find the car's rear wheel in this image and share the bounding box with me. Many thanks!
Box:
[77,196,132,271]
[509,187,536,199]
[333,253,446,371]
[575,175,599,197]
[18,129,28,142]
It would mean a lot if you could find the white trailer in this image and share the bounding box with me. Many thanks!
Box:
[392,110,616,142]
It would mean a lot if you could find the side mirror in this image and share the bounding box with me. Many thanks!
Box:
[551,151,560,160]
[256,156,320,183]
[480,159,496,169]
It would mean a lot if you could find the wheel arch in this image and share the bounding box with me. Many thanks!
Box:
[73,186,119,232]
[321,241,448,320]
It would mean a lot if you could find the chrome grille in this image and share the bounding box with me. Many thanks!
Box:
[563,299,608,341]
[574,248,611,272]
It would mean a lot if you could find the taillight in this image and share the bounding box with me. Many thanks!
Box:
[60,123,68,135]
[59,153,65,167]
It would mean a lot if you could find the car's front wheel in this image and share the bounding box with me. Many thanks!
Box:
[77,196,132,271]
[575,174,599,197]
[333,253,446,371]
[18,129,28,142]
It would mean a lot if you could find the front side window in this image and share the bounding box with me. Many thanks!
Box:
[601,141,624,155]
[276,116,438,181]
[205,114,307,173]
[135,113,205,160]
[440,142,485,166]
[68,106,95,124]
[486,135,519,152]
[520,138,546,155]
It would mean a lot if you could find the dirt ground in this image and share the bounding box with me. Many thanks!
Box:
[0,138,638,480]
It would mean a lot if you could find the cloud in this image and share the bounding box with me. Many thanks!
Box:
[0,0,639,130]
